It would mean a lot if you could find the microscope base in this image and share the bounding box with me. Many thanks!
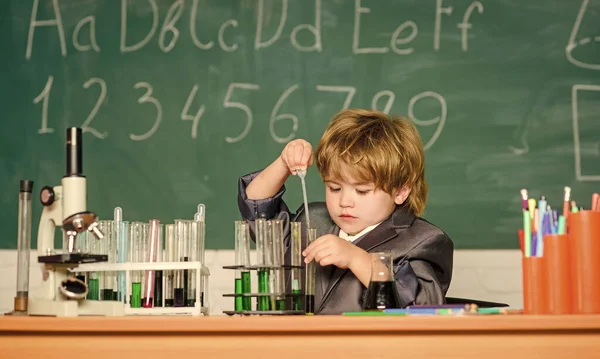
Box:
[28,298,125,317]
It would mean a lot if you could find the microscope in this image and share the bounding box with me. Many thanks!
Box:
[28,128,124,317]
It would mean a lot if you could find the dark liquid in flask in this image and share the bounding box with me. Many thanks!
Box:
[363,281,401,310]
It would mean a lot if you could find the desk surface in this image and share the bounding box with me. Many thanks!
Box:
[2,314,600,333]
[2,315,600,359]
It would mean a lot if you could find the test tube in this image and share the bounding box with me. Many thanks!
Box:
[265,221,276,310]
[114,207,128,303]
[143,220,160,308]
[14,180,33,312]
[188,220,198,307]
[234,221,243,312]
[196,204,206,264]
[164,224,175,307]
[240,221,252,310]
[195,204,206,306]
[291,222,303,311]
[99,220,114,301]
[154,224,164,307]
[86,231,100,300]
[129,221,143,308]
[174,219,190,307]
[305,228,317,315]
[255,219,269,311]
[271,219,286,311]
[117,220,129,304]
[233,221,251,311]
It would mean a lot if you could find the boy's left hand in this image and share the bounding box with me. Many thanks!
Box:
[302,234,367,269]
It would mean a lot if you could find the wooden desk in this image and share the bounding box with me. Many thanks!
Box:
[1,315,599,358]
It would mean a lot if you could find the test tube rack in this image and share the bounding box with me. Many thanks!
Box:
[221,264,305,316]
[75,261,210,316]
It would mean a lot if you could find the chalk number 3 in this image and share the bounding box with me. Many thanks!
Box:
[129,82,162,141]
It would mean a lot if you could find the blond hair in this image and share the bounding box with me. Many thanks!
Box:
[315,109,428,216]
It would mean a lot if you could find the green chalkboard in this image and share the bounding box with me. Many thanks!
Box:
[1,0,600,250]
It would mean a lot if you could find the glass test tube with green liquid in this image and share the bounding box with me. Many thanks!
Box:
[86,232,100,300]
[164,224,175,307]
[234,221,251,311]
[305,228,317,315]
[291,222,303,311]
[271,220,286,311]
[255,219,269,311]
[129,222,143,308]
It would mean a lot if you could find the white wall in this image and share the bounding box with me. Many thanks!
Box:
[0,249,523,315]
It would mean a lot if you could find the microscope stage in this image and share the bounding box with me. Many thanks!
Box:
[38,253,108,264]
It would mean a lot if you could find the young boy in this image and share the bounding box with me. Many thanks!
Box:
[237,109,453,314]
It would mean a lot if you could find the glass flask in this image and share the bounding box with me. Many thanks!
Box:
[363,251,401,311]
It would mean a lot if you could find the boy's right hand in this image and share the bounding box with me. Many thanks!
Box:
[280,139,314,176]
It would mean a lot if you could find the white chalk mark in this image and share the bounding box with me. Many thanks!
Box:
[291,0,322,52]
[572,84,600,181]
[159,0,184,53]
[353,0,388,54]
[130,82,162,141]
[218,19,239,52]
[316,85,356,109]
[434,0,453,51]
[181,84,206,139]
[190,0,214,50]
[73,16,101,52]
[255,0,288,50]
[120,0,159,53]
[408,91,447,150]
[223,83,260,143]
[34,76,55,134]
[457,1,483,52]
[371,90,395,114]
[270,84,300,143]
[566,0,600,70]
[81,78,108,139]
[26,0,66,59]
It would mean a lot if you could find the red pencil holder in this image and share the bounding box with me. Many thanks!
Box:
[569,211,600,314]
[522,256,549,314]
[544,234,573,314]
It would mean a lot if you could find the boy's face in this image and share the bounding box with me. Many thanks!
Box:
[324,169,409,235]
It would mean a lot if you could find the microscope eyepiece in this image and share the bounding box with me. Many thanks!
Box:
[66,127,82,176]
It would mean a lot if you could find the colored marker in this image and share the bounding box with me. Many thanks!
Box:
[342,311,406,316]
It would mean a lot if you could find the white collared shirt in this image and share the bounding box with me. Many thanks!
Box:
[338,221,383,243]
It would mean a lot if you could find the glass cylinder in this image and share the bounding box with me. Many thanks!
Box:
[305,228,317,314]
[129,221,143,308]
[363,251,401,311]
[117,221,129,303]
[164,224,175,307]
[174,219,191,307]
[290,222,303,311]
[99,220,114,301]
[271,219,285,311]
[143,219,160,308]
[15,181,33,311]
[255,219,269,311]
